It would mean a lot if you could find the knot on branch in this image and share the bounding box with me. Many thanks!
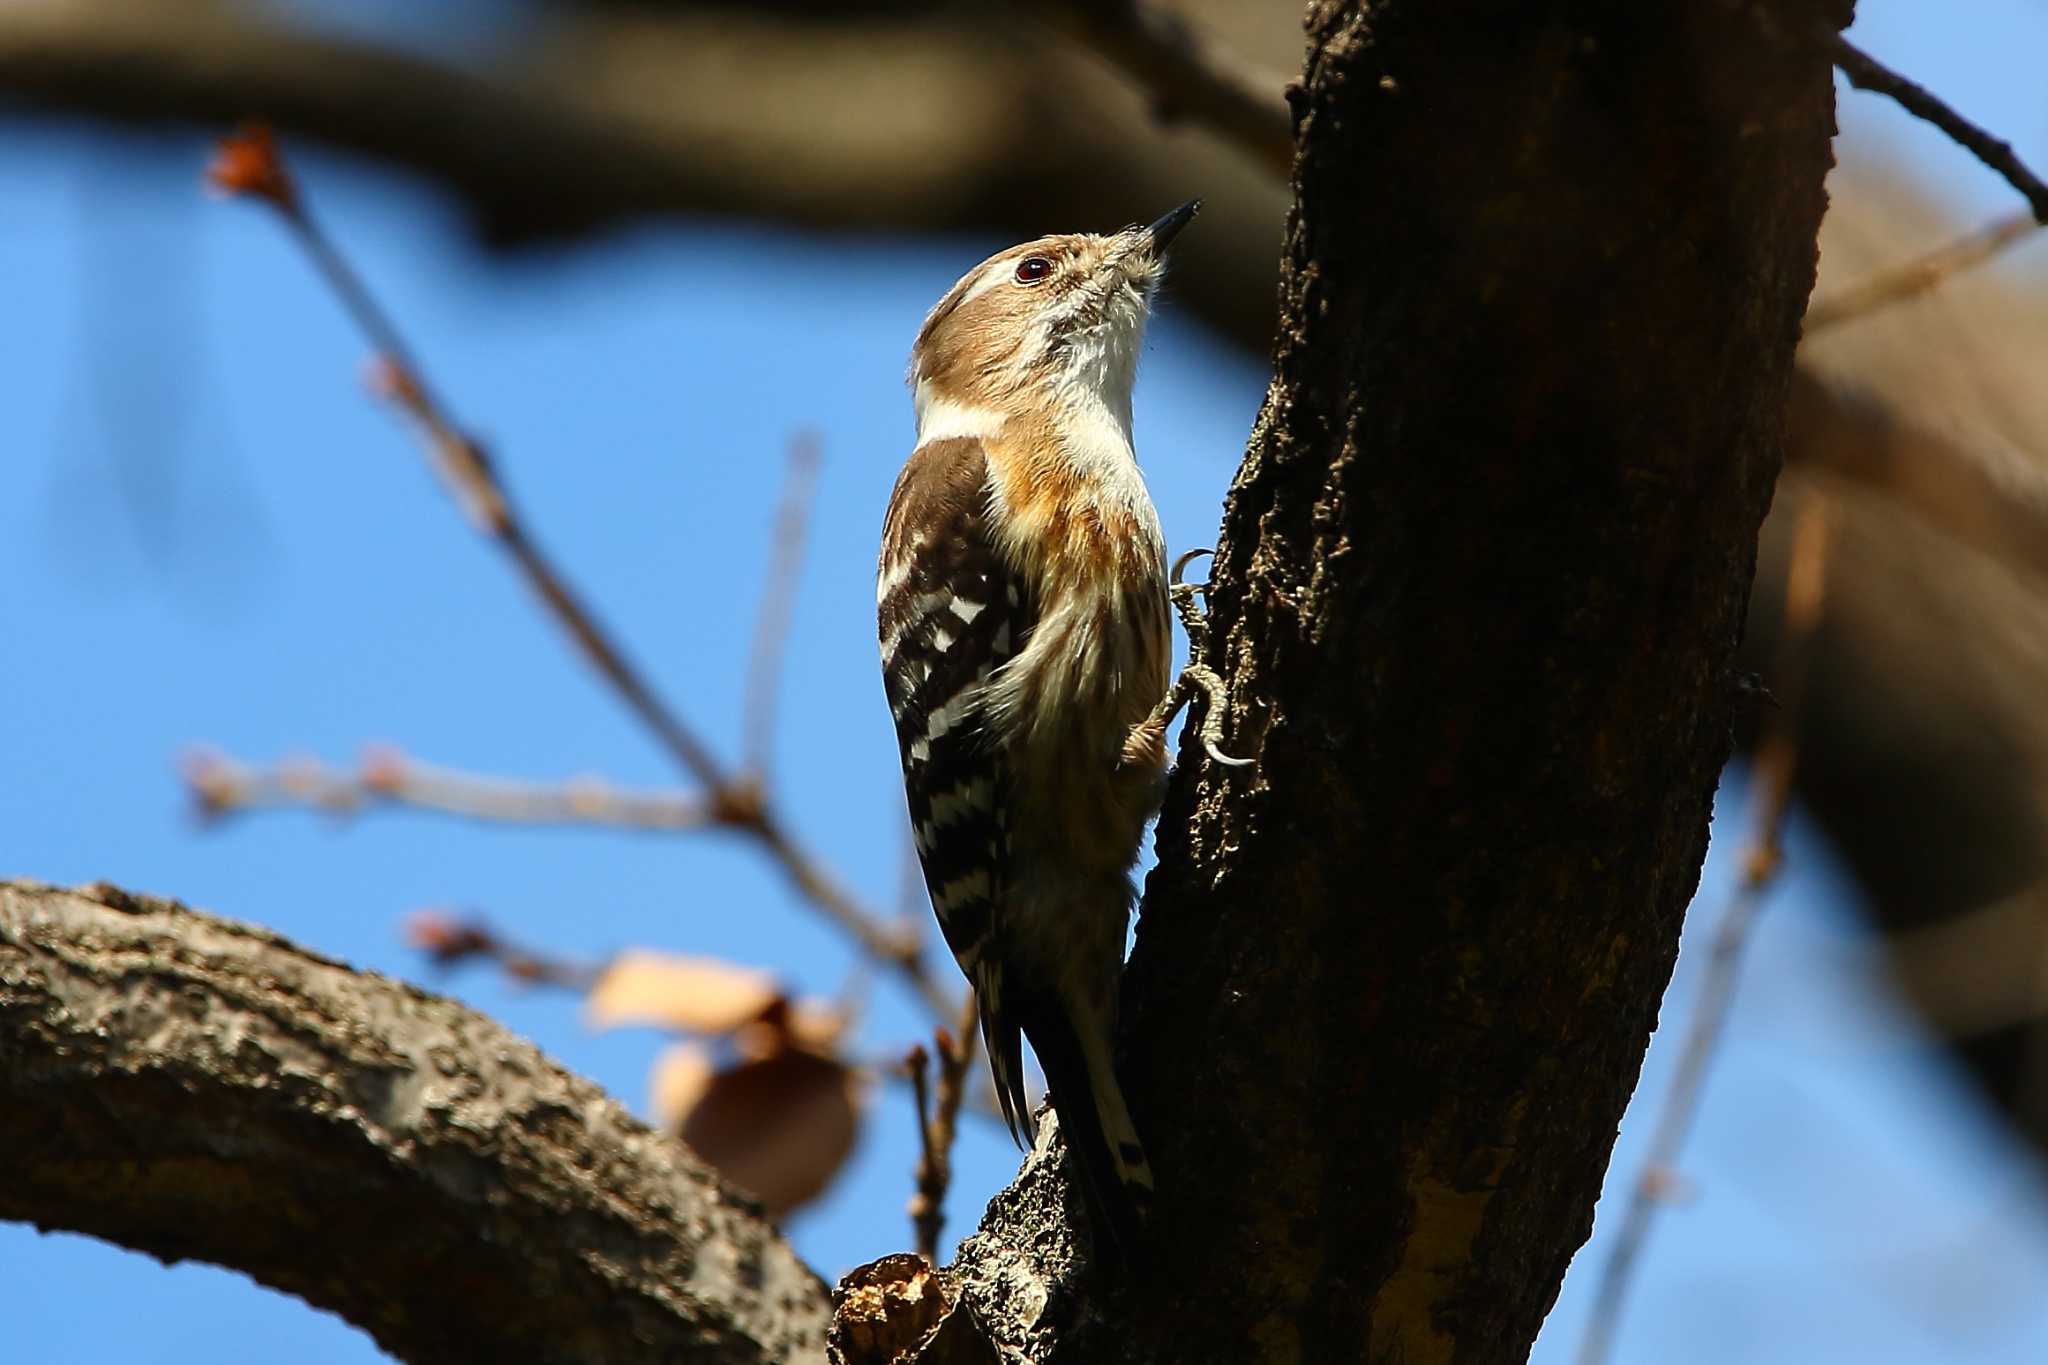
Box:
[829,1254,997,1365]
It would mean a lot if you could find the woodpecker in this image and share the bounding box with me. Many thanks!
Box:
[877,202,1206,1258]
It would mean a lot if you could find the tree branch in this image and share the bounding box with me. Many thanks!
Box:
[0,0,1293,349]
[209,125,956,1023]
[1804,210,2040,333]
[184,745,712,833]
[1040,0,1293,175]
[904,991,980,1263]
[0,879,831,1365]
[744,433,824,783]
[1830,34,2048,225]
[1577,497,1835,1365]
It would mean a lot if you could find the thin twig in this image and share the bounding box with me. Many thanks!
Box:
[1042,0,1293,175]
[907,990,982,1262]
[183,745,711,833]
[207,125,956,1022]
[1805,211,2040,334]
[403,908,602,991]
[1831,34,2048,226]
[1575,497,1835,1365]
[743,433,823,782]
[905,1044,936,1248]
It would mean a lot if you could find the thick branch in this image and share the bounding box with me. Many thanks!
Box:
[1041,0,1292,174]
[1785,368,2048,587]
[0,880,830,1365]
[0,0,1290,346]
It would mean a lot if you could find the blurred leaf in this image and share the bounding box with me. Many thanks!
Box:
[734,996,850,1059]
[584,949,780,1034]
[649,1040,718,1132]
[672,1047,864,1218]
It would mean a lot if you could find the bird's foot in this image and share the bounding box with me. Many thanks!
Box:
[1126,550,1252,770]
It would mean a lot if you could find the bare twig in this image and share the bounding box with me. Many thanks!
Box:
[403,908,602,991]
[1041,0,1293,175]
[906,990,982,1262]
[209,127,718,782]
[905,1043,937,1253]
[208,126,955,1022]
[1805,211,2041,333]
[183,745,711,833]
[743,433,823,783]
[1575,496,1835,1365]
[1831,34,2048,226]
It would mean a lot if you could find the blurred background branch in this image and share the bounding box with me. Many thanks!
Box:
[1804,211,2039,333]
[207,121,955,1022]
[0,0,1291,347]
[1579,498,1836,1365]
[185,745,713,831]
[905,991,980,1263]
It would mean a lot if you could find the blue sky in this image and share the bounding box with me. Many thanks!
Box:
[4,3,2048,1360]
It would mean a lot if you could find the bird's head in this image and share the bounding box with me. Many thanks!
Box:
[909,201,1200,443]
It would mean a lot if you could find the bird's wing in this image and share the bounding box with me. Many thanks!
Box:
[878,435,1039,1143]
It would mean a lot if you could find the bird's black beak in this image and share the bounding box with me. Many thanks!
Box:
[1143,199,1202,255]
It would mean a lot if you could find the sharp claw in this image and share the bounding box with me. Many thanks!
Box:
[1177,663,1253,770]
[1204,742,1255,768]
[1156,547,1255,771]
[1170,547,1214,588]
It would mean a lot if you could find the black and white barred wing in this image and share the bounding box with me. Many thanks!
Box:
[877,435,1037,1142]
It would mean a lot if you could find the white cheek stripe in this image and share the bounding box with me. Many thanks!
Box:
[914,383,1008,446]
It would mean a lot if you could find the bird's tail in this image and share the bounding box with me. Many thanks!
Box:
[976,965,1036,1149]
[1014,985,1155,1264]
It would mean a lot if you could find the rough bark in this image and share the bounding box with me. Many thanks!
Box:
[0,880,831,1365]
[918,4,1841,1362]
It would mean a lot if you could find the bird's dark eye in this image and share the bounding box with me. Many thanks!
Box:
[1014,256,1052,284]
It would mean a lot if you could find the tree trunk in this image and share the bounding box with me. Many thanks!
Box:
[933,4,1842,1361]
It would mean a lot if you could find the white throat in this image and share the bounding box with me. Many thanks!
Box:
[1042,304,1148,481]
[911,285,1152,471]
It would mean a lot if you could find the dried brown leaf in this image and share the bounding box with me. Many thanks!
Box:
[648,1040,718,1133]
[675,1048,863,1217]
[732,997,850,1059]
[584,949,780,1034]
